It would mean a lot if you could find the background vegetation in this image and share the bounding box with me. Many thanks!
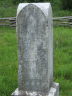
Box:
[0,0,72,17]
[0,26,72,96]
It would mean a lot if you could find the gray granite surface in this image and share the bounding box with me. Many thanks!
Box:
[16,3,53,92]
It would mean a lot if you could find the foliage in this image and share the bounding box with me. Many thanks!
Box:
[0,1,72,18]
[0,7,17,18]
[0,0,72,11]
[61,0,72,10]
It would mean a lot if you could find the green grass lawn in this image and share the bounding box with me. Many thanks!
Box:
[0,27,17,96]
[53,26,72,96]
[0,26,72,96]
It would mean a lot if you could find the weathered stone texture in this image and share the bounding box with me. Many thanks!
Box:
[17,3,53,92]
[11,3,59,96]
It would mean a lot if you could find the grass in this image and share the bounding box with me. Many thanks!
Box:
[53,26,72,96]
[0,27,17,96]
[0,26,72,96]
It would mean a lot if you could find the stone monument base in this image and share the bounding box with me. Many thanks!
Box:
[11,82,59,96]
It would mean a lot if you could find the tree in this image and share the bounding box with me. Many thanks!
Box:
[61,0,72,10]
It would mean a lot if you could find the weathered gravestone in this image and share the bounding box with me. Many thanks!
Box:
[11,3,59,96]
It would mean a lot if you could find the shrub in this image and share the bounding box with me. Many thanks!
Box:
[61,0,72,10]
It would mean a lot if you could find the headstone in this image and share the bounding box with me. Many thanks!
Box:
[11,3,59,96]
